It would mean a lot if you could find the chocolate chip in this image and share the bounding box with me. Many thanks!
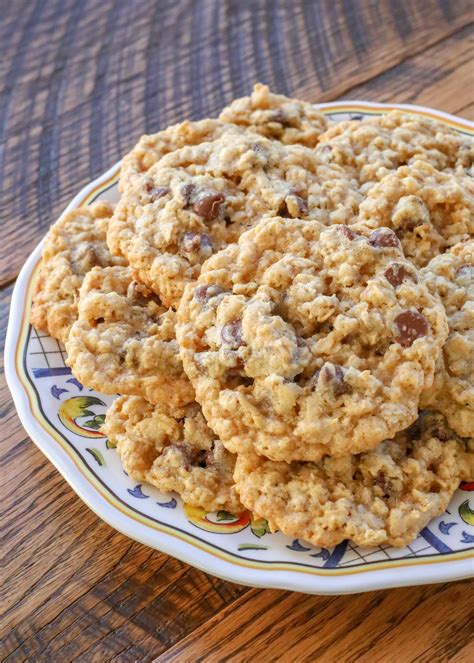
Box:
[145,184,169,201]
[339,226,356,241]
[321,364,352,397]
[193,284,226,303]
[221,319,243,349]
[193,192,225,221]
[242,376,254,387]
[384,262,417,287]
[181,183,194,205]
[394,310,429,347]
[369,228,401,249]
[94,317,105,325]
[181,232,213,254]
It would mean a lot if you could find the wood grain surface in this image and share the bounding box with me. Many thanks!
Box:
[1,1,473,661]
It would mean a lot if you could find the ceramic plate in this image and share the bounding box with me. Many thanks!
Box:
[6,102,474,594]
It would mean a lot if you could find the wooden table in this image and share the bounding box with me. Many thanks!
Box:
[1,1,473,661]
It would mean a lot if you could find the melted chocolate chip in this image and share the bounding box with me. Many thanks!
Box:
[394,310,429,347]
[321,364,352,397]
[181,232,213,254]
[193,192,225,221]
[193,284,226,303]
[145,184,170,201]
[384,262,417,287]
[339,226,356,241]
[95,317,105,325]
[369,228,401,249]
[242,376,254,387]
[221,319,243,349]
[181,183,194,205]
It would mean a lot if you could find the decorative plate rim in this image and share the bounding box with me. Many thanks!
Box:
[5,101,474,594]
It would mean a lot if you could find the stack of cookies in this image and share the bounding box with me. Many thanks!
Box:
[31,85,474,549]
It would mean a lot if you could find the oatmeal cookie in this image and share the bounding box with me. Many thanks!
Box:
[420,240,474,437]
[353,161,474,268]
[234,411,473,548]
[119,85,329,193]
[108,131,361,307]
[218,83,328,147]
[119,118,231,193]
[104,395,242,512]
[315,110,473,188]
[177,218,448,462]
[30,202,126,343]
[66,266,194,406]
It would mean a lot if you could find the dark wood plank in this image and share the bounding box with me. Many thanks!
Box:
[455,103,474,121]
[338,25,474,118]
[0,0,472,286]
[0,284,248,662]
[155,581,474,663]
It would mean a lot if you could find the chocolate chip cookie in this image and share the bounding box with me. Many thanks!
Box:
[352,160,474,268]
[66,265,194,406]
[104,395,242,513]
[315,110,473,189]
[119,118,231,193]
[119,84,329,193]
[30,202,126,343]
[420,240,474,437]
[218,83,328,147]
[234,412,473,548]
[177,217,448,461]
[108,131,361,307]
